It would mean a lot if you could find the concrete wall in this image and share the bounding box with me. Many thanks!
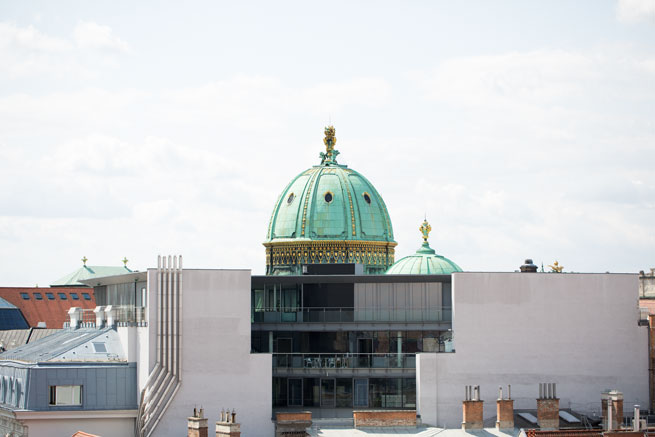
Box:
[417,272,648,428]
[152,269,273,437]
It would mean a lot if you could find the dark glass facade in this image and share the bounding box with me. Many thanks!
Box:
[251,273,453,412]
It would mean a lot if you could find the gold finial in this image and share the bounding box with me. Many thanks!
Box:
[122,257,129,266]
[419,219,432,243]
[320,125,339,164]
[82,256,88,266]
[548,260,564,273]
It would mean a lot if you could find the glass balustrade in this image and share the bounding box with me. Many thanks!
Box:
[272,353,417,369]
[252,307,451,323]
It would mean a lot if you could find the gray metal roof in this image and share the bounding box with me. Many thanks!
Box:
[0,328,60,350]
[0,327,112,363]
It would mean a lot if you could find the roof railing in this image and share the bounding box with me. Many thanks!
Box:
[271,352,419,369]
[252,306,452,323]
[63,305,147,328]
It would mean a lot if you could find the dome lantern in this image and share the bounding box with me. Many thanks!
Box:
[386,219,462,275]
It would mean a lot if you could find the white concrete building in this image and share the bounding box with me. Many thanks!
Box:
[0,256,273,437]
[417,272,648,428]
[98,257,274,437]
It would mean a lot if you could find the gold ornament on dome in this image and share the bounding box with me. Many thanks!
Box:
[320,126,340,164]
[264,239,396,273]
[548,260,564,273]
[420,219,432,243]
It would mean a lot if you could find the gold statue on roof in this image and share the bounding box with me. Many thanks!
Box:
[122,257,129,266]
[420,219,432,243]
[82,256,88,266]
[320,125,339,164]
[548,260,564,273]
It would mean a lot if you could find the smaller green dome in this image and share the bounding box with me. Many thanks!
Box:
[386,219,462,275]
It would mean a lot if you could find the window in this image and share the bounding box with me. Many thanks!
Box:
[92,342,107,353]
[362,192,372,204]
[82,293,91,301]
[46,293,55,300]
[20,293,29,300]
[34,292,43,300]
[0,377,6,403]
[49,385,82,406]
[287,192,295,204]
[58,293,67,300]
[70,293,79,300]
[324,191,333,203]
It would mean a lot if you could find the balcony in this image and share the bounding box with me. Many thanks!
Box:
[252,306,451,324]
[273,353,416,370]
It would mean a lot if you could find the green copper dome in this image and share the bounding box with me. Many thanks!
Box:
[386,219,462,275]
[264,126,396,275]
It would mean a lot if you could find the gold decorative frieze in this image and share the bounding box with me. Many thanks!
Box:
[264,239,396,273]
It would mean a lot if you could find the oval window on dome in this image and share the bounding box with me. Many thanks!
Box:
[362,192,372,204]
[287,193,295,204]
[324,191,333,203]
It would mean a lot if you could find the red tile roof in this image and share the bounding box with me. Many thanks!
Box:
[0,287,96,329]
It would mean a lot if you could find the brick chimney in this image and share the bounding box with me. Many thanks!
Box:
[462,385,484,430]
[496,385,514,430]
[601,390,624,431]
[188,407,208,437]
[537,383,559,430]
[216,408,240,437]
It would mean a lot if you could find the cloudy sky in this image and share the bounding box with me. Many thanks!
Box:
[1,0,654,286]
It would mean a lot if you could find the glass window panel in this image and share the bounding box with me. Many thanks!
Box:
[82,293,92,300]
[288,378,302,407]
[369,378,385,408]
[20,293,29,300]
[303,378,320,407]
[403,378,416,408]
[58,293,67,300]
[403,331,421,353]
[34,293,43,300]
[354,379,368,407]
[386,378,403,408]
[46,293,55,300]
[49,385,82,406]
[70,293,79,300]
[335,378,352,408]
[320,379,335,407]
[273,378,287,407]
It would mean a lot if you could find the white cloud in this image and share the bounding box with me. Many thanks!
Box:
[0,21,130,79]
[0,22,71,52]
[73,21,130,53]
[617,0,655,23]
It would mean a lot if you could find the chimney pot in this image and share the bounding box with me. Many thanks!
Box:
[67,307,82,329]
[496,390,514,430]
[462,385,484,430]
[537,383,559,430]
[601,390,624,431]
[93,306,106,328]
[188,407,208,437]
